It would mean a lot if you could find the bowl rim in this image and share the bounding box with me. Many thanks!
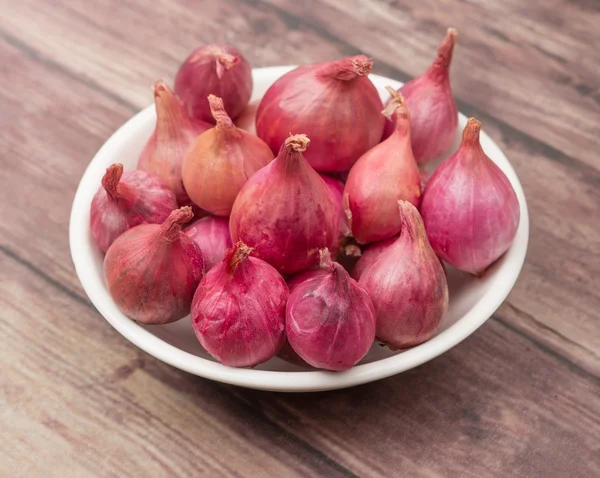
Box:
[70,66,529,392]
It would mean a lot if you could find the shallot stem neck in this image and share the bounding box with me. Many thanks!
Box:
[319,248,335,272]
[382,86,409,122]
[427,28,457,82]
[398,200,427,243]
[154,80,191,131]
[277,135,311,175]
[208,94,234,128]
[160,207,194,242]
[102,163,124,201]
[228,242,253,273]
[331,264,351,295]
[461,118,482,147]
[324,55,373,81]
[382,86,411,137]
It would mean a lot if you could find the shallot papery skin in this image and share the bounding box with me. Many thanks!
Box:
[175,44,252,123]
[384,28,459,163]
[185,215,232,271]
[360,201,448,349]
[286,249,376,371]
[138,81,211,205]
[90,163,178,253]
[351,235,397,280]
[256,55,385,172]
[320,173,351,243]
[105,207,205,324]
[182,95,273,216]
[276,269,328,368]
[286,268,328,293]
[229,134,338,275]
[421,118,520,274]
[191,242,287,367]
[344,88,421,244]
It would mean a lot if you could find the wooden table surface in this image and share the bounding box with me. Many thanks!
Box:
[2,1,599,476]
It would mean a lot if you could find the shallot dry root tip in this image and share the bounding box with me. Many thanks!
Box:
[215,52,240,79]
[161,206,194,241]
[153,80,169,98]
[462,118,482,144]
[384,85,401,101]
[228,241,253,272]
[208,94,234,128]
[102,163,124,199]
[329,55,373,80]
[284,134,310,152]
[351,55,373,76]
[381,86,407,120]
[319,248,334,271]
[217,52,240,69]
[344,244,362,258]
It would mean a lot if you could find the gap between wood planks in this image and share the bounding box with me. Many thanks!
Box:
[2,242,598,386]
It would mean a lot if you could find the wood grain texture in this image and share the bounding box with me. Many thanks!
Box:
[0,0,599,476]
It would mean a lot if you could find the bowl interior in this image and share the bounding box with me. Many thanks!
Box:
[70,67,528,390]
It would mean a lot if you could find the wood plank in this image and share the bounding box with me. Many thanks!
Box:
[2,252,599,477]
[262,0,600,170]
[0,2,598,375]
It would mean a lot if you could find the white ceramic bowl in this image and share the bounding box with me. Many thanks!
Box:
[70,66,529,392]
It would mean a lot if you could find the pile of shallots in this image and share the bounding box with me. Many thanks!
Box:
[92,31,520,371]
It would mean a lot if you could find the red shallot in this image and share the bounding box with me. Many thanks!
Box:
[420,118,520,274]
[286,249,376,371]
[344,87,421,243]
[351,235,397,281]
[360,201,448,349]
[182,95,273,216]
[229,134,338,275]
[104,207,205,324]
[185,215,232,271]
[138,81,211,205]
[191,242,287,367]
[256,56,385,172]
[90,163,177,253]
[175,44,252,123]
[383,28,459,163]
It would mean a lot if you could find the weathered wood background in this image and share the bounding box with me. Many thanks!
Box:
[1,0,599,476]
